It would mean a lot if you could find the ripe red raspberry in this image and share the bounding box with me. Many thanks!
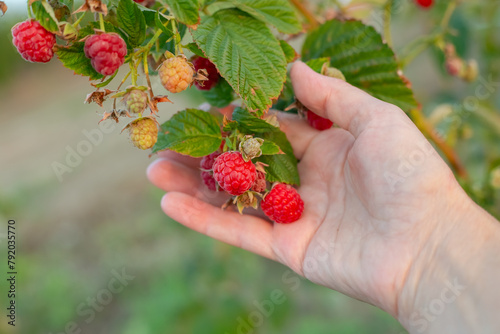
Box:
[200,151,221,191]
[84,33,127,76]
[251,170,266,193]
[305,110,333,130]
[261,183,304,224]
[212,151,256,196]
[128,118,158,150]
[415,0,433,8]
[191,56,220,90]
[159,56,194,93]
[11,19,56,63]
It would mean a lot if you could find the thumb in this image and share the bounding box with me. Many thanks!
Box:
[290,61,396,137]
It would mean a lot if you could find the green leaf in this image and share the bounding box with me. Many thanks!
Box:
[164,0,199,27]
[156,23,187,57]
[152,109,222,157]
[117,0,146,47]
[231,107,279,133]
[185,42,205,57]
[142,9,173,39]
[192,9,287,115]
[231,0,302,34]
[258,154,299,185]
[31,1,59,32]
[154,11,174,38]
[280,40,298,63]
[204,1,235,15]
[200,78,234,108]
[305,57,330,73]
[79,21,126,39]
[55,44,103,80]
[260,140,282,155]
[60,0,74,10]
[302,19,418,112]
[256,130,299,185]
[231,107,299,185]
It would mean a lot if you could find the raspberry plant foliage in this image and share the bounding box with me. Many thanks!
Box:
[16,0,486,218]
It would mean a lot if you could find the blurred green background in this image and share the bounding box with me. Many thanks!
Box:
[0,1,499,334]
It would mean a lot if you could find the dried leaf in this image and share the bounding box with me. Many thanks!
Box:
[74,0,107,15]
[0,1,7,16]
[85,89,114,107]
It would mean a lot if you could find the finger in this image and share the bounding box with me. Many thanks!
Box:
[276,112,319,159]
[162,192,275,260]
[147,158,229,205]
[290,61,399,137]
[218,104,237,118]
[157,150,201,168]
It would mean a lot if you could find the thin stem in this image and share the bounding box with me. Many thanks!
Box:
[383,0,393,47]
[113,71,131,110]
[440,0,457,30]
[145,29,163,50]
[399,0,458,68]
[73,12,86,28]
[143,52,155,99]
[99,13,105,31]
[474,105,500,135]
[410,108,468,179]
[399,36,435,68]
[290,0,319,30]
[27,1,32,19]
[130,61,138,86]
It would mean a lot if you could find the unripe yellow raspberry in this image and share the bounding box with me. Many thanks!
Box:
[159,56,195,93]
[129,118,158,150]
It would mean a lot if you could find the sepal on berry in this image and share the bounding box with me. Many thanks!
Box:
[239,135,264,161]
[74,0,108,15]
[233,191,262,214]
[98,109,133,124]
[57,22,78,41]
[321,63,346,81]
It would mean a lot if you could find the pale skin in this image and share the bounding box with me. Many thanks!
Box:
[147,61,500,333]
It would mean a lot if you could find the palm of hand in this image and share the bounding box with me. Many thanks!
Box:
[147,62,460,317]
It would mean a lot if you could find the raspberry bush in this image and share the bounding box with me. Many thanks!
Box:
[9,0,498,220]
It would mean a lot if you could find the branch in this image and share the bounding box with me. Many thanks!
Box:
[290,0,319,29]
[410,108,468,179]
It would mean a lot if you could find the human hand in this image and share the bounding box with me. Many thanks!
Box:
[147,61,481,322]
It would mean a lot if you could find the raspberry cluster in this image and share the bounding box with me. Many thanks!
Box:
[212,151,256,196]
[200,149,303,224]
[84,33,127,76]
[305,110,333,131]
[200,151,222,191]
[415,0,433,8]
[125,89,149,114]
[159,56,195,93]
[261,183,304,224]
[129,118,158,150]
[11,19,56,63]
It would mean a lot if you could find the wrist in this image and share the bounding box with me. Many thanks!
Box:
[398,192,500,333]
